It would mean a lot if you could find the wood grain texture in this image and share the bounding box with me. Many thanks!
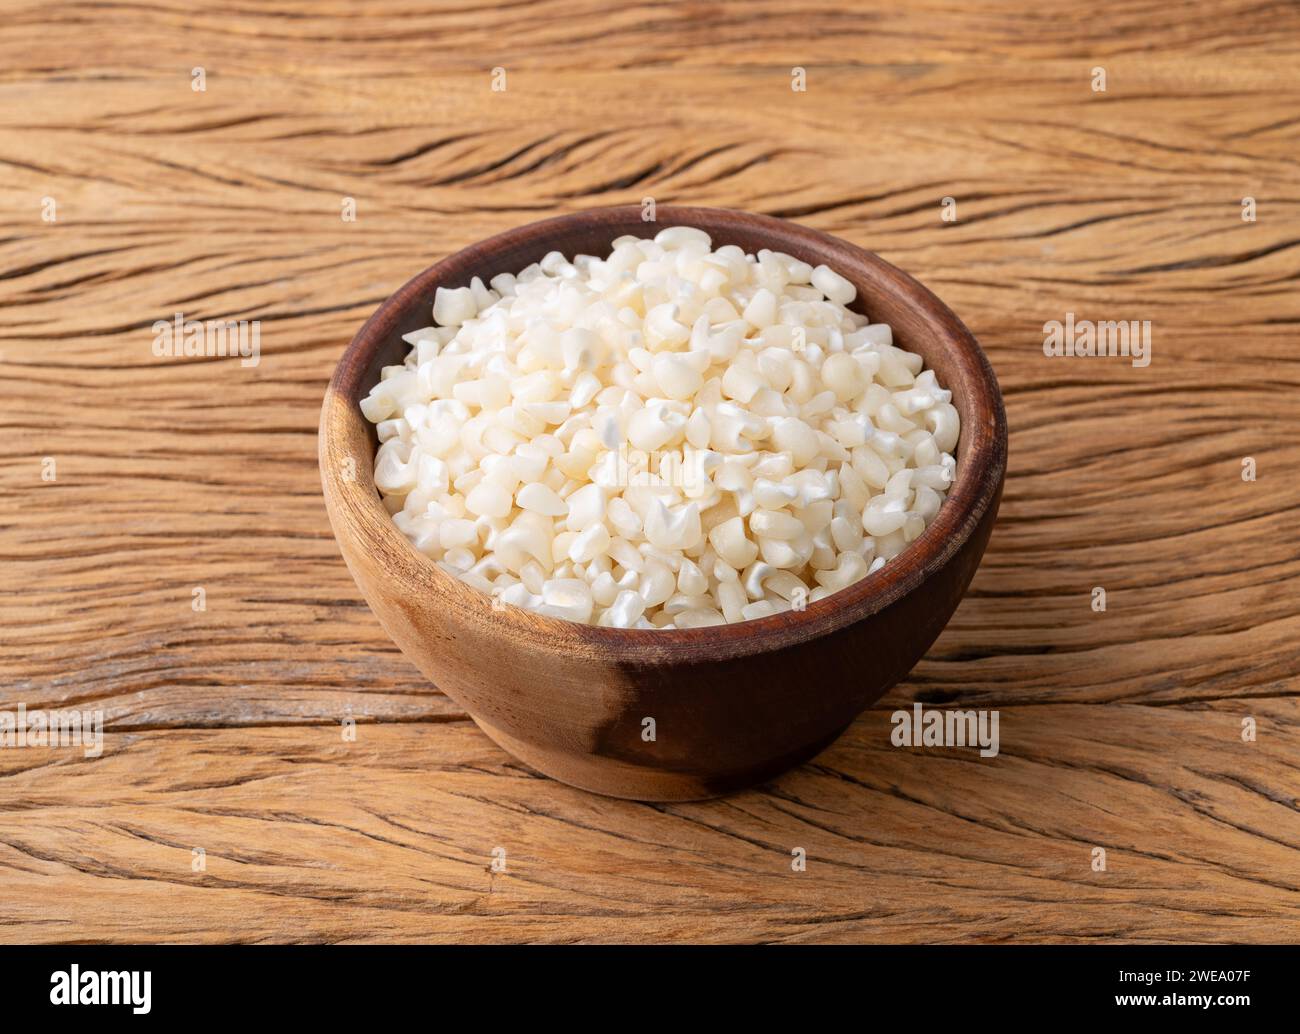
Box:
[1,0,1298,942]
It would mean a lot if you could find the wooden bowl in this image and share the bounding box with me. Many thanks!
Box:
[319,206,1007,801]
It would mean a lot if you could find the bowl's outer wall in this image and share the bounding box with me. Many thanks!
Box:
[320,206,1008,800]
[335,478,1000,799]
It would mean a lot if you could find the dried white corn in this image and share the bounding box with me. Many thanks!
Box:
[362,230,959,628]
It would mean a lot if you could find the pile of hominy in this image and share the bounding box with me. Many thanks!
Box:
[361,227,958,628]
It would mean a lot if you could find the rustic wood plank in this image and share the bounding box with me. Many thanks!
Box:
[0,0,1298,941]
[0,709,1295,943]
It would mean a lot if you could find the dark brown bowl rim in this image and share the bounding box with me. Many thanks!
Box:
[320,205,1007,663]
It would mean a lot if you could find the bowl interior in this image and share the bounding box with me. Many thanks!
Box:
[322,205,1007,659]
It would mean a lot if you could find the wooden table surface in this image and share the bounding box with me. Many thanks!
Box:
[2,0,1299,943]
